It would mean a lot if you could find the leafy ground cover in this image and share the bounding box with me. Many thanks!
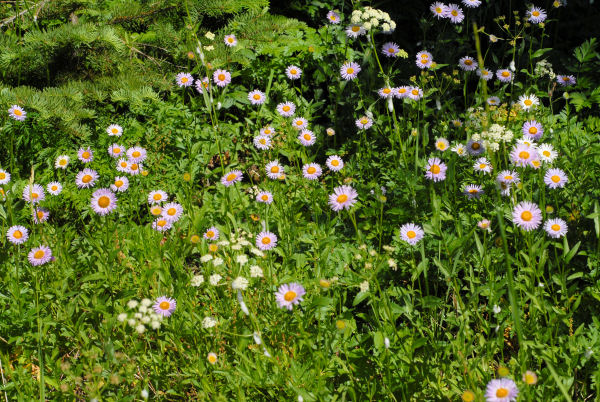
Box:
[1,0,600,400]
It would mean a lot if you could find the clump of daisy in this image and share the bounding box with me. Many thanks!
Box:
[28,245,52,266]
[207,352,218,365]
[285,65,302,80]
[195,77,210,93]
[106,124,123,137]
[275,283,305,310]
[248,90,266,105]
[484,378,519,402]
[425,157,447,182]
[510,143,539,167]
[176,72,193,87]
[487,96,501,106]
[213,69,231,87]
[108,143,125,158]
[523,370,538,385]
[292,117,309,130]
[473,157,492,174]
[463,184,484,199]
[416,50,433,69]
[328,185,358,211]
[8,105,26,121]
[512,201,542,231]
[522,120,543,140]
[400,223,424,245]
[477,68,493,81]
[355,116,373,130]
[407,87,423,101]
[127,146,147,164]
[162,202,184,223]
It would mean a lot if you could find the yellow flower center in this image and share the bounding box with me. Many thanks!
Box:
[337,194,348,203]
[462,390,475,402]
[383,88,391,94]
[412,89,419,95]
[130,164,138,171]
[34,250,45,259]
[296,120,303,126]
[307,167,316,174]
[435,7,442,13]
[59,159,67,165]
[264,129,271,134]
[226,173,237,182]
[479,164,486,169]
[303,134,311,141]
[430,165,441,174]
[551,175,560,183]
[218,74,225,81]
[181,77,188,83]
[98,196,110,208]
[191,235,200,243]
[14,109,22,116]
[524,99,533,106]
[13,230,22,239]
[563,76,570,81]
[551,224,561,231]
[437,142,446,150]
[529,127,538,134]
[320,279,331,288]
[352,26,360,32]
[151,207,161,215]
[496,388,509,398]
[502,71,510,77]
[82,151,90,159]
[167,208,176,215]
[228,37,234,43]
[206,231,215,239]
[290,69,297,75]
[471,143,480,151]
[82,175,92,183]
[519,151,530,159]
[209,244,218,252]
[270,166,279,173]
[112,128,119,134]
[261,195,268,201]
[32,193,39,199]
[505,175,513,180]
[259,138,266,144]
[158,220,167,227]
[336,320,346,330]
[284,291,297,301]
[543,150,550,157]
[253,94,261,100]
[532,160,540,167]
[120,161,128,168]
[398,88,406,94]
[469,189,478,194]
[406,230,416,239]
[346,68,354,74]
[421,59,428,64]
[521,211,533,221]
[132,151,141,158]
[208,354,217,364]
[51,185,57,191]
[153,193,161,200]
[361,118,369,124]
[37,211,44,219]
[331,160,339,166]
[532,11,540,16]
[464,59,473,65]
[388,48,396,53]
[261,236,271,245]
[159,301,170,310]
[451,10,458,16]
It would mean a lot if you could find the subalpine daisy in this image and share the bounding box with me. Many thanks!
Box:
[253,134,271,150]
[275,282,305,310]
[477,219,491,230]
[8,105,26,121]
[302,163,322,180]
[451,143,467,157]
[512,201,542,231]
[176,72,193,87]
[127,162,142,176]
[75,168,99,189]
[33,208,50,224]
[152,217,172,232]
[106,124,123,137]
[111,176,129,193]
[260,126,275,136]
[107,144,125,158]
[556,75,576,86]
[394,86,410,98]
[382,42,400,58]
[91,188,117,216]
[484,378,519,402]
[522,120,543,139]
[55,155,70,169]
[221,170,243,187]
[256,231,277,250]
[22,184,45,203]
[416,56,433,69]
[292,117,308,130]
[47,182,62,196]
[162,202,183,222]
[340,62,361,80]
[28,245,52,266]
[328,185,358,211]
[0,169,10,185]
[464,184,484,199]
[538,143,557,162]
[487,96,501,106]
[355,116,373,130]
[435,138,449,151]
[544,168,568,189]
[462,0,481,7]
[326,10,340,24]
[116,158,130,173]
[378,87,394,99]
[224,34,237,47]
[256,191,273,204]
[326,155,344,171]
[477,68,493,81]
[149,205,162,217]
[400,223,424,245]
[510,144,538,167]
[298,130,316,146]
[213,69,231,87]
[518,94,540,110]
[6,225,28,245]
[266,161,284,180]
[459,56,478,71]
[195,77,210,93]
[148,190,168,204]
[408,87,423,100]
[497,170,520,185]
[285,65,302,80]
[466,139,485,156]
[153,296,176,317]
[207,352,218,365]
[496,69,513,83]
[78,147,94,163]
[543,218,568,239]
[204,227,219,241]
[523,370,539,385]
[527,7,547,24]
[445,3,464,23]
[127,146,147,163]
[425,157,447,182]
[474,157,493,174]
[248,90,266,105]
[276,101,296,117]
[345,24,366,38]
[430,2,447,18]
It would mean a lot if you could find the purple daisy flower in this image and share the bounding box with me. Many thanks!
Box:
[256,191,273,204]
[522,120,543,140]
[126,146,147,163]
[484,378,519,402]
[153,296,176,317]
[340,62,361,80]
[544,168,568,189]
[425,157,447,182]
[328,185,358,211]
[382,42,400,58]
[400,223,424,245]
[213,69,231,87]
[6,225,28,245]
[28,245,52,266]
[276,101,296,117]
[77,147,94,163]
[176,72,193,87]
[22,184,45,203]
[8,105,26,121]
[221,170,243,187]
[204,226,219,241]
[162,202,184,222]
[302,163,322,180]
[275,283,306,310]
[256,231,278,250]
[298,130,316,146]
[75,168,99,189]
[248,90,266,105]
[544,218,568,239]
[512,201,542,231]
[91,188,117,216]
[557,75,576,86]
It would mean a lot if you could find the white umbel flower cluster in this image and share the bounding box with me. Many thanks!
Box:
[350,7,396,33]
[472,124,514,152]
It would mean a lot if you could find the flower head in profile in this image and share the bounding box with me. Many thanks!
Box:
[195,77,210,93]
[298,130,316,146]
[28,245,52,266]
[276,101,296,117]
[484,378,519,402]
[462,0,481,8]
[512,201,542,231]
[153,296,176,317]
[91,188,117,216]
[256,231,278,250]
[527,7,547,24]
[224,34,237,47]
[544,168,568,189]
[425,157,447,182]
[326,10,340,24]
[248,90,266,105]
[107,124,123,137]
[221,170,243,187]
[285,65,302,80]
[557,75,576,86]
[6,225,28,245]
[497,170,520,185]
[328,185,358,211]
[8,105,26,121]
[302,163,322,180]
[275,283,306,310]
[487,96,501,106]
[400,223,424,245]
[47,182,62,196]
[213,69,231,87]
[55,155,70,169]
[340,62,361,80]
[78,147,94,163]
[76,168,99,189]
[464,184,484,199]
[22,184,45,203]
[382,42,400,57]
[176,72,193,87]
[0,169,10,185]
